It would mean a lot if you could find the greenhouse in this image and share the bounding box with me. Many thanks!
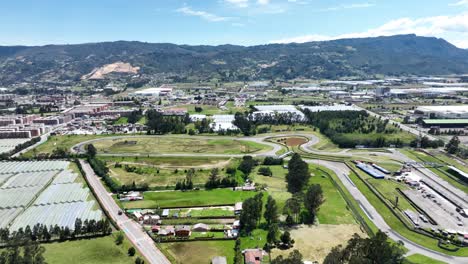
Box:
[34,183,90,205]
[10,201,102,231]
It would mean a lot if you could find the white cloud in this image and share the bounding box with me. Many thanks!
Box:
[271,13,468,48]
[450,0,468,6]
[225,0,249,8]
[176,7,231,22]
[321,2,375,11]
[257,0,270,5]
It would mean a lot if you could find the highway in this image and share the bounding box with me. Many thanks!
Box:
[79,160,170,264]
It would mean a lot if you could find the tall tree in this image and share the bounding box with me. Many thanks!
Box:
[264,195,279,226]
[446,136,460,154]
[323,231,405,264]
[283,196,301,223]
[267,223,279,245]
[285,154,310,193]
[86,144,97,157]
[304,184,324,223]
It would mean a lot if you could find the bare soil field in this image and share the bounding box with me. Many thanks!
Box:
[272,224,366,263]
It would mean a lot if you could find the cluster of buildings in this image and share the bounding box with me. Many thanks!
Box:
[0,114,60,138]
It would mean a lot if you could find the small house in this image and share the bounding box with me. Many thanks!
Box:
[211,256,227,264]
[133,211,143,221]
[151,225,161,233]
[175,225,191,237]
[158,226,175,236]
[192,223,210,232]
[162,209,170,217]
[243,249,264,264]
[143,214,161,225]
[234,202,243,215]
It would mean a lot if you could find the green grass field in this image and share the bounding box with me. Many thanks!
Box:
[121,189,259,209]
[93,136,272,155]
[405,254,447,264]
[309,167,356,225]
[102,156,236,188]
[108,166,212,188]
[43,234,142,264]
[252,164,356,225]
[114,117,129,125]
[100,156,233,168]
[159,240,235,264]
[22,134,109,158]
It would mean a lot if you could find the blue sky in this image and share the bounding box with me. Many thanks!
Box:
[1,0,468,48]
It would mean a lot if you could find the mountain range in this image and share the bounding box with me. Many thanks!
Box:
[0,34,467,86]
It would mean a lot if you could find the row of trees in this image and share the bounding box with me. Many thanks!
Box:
[303,109,408,148]
[145,110,190,134]
[233,111,307,136]
[284,154,324,223]
[204,168,237,189]
[0,219,112,244]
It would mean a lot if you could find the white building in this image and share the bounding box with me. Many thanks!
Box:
[211,115,238,131]
[301,104,360,112]
[130,87,173,97]
[253,105,305,121]
[415,105,468,119]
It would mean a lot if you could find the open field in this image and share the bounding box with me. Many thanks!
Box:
[102,156,237,188]
[271,224,365,263]
[120,189,259,209]
[100,156,233,168]
[252,164,356,225]
[93,137,272,155]
[309,167,356,225]
[109,166,212,188]
[159,240,235,264]
[43,234,142,264]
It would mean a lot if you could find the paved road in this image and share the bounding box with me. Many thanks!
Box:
[305,159,467,264]
[79,160,170,264]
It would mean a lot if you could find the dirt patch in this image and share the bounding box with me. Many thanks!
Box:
[284,137,308,146]
[272,224,366,263]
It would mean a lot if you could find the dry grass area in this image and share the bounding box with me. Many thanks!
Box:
[272,224,366,263]
[284,137,308,146]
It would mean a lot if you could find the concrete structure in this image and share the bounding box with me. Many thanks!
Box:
[131,87,173,97]
[301,104,360,112]
[415,105,468,119]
